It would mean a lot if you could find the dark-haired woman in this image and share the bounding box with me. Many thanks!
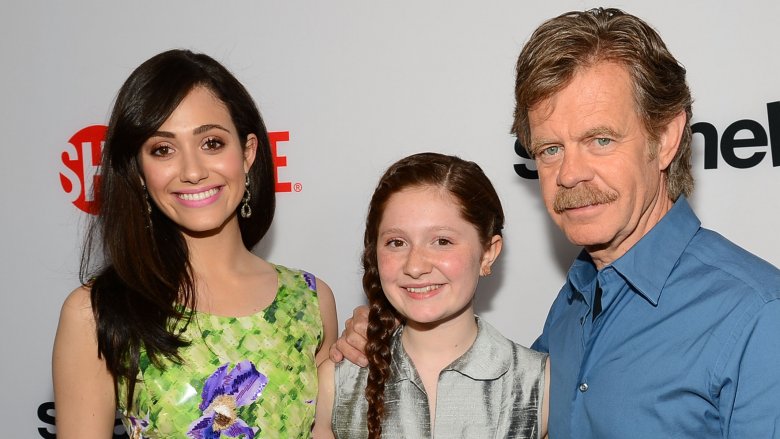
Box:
[313,153,548,439]
[53,50,337,438]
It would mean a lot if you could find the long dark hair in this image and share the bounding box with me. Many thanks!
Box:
[81,49,275,408]
[361,152,504,438]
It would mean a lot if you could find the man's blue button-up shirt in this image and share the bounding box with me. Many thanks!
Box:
[533,198,780,438]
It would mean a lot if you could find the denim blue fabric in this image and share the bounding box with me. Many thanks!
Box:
[533,197,780,439]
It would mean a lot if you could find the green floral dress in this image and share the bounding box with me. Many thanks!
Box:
[118,265,323,439]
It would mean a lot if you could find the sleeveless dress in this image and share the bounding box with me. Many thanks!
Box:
[332,317,548,439]
[118,264,323,439]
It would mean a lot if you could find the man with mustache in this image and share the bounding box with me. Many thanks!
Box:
[332,8,780,438]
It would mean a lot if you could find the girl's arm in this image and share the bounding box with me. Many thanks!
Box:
[314,277,338,366]
[540,356,551,439]
[52,286,117,438]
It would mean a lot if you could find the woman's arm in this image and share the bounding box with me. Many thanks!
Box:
[314,277,338,367]
[311,277,338,437]
[52,286,117,438]
[312,358,336,438]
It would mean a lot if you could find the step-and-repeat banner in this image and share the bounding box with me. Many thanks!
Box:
[1,1,777,436]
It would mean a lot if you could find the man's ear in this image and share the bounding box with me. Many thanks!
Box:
[656,111,686,171]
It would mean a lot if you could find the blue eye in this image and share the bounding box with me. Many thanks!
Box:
[540,146,560,156]
[596,138,612,147]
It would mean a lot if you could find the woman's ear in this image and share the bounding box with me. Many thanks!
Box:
[243,134,258,173]
[480,235,503,276]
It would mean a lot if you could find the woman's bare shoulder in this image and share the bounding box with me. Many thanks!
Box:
[59,285,95,325]
[53,284,117,436]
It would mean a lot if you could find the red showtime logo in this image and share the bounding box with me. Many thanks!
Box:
[60,125,105,214]
[269,131,293,193]
[61,126,297,214]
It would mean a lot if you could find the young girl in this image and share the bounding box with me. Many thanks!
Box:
[52,49,337,438]
[314,152,548,438]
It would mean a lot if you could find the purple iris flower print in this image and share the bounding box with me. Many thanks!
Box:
[128,413,150,439]
[187,361,268,439]
[303,271,317,291]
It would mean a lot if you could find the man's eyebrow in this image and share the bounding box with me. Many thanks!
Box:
[580,126,623,140]
[530,137,556,154]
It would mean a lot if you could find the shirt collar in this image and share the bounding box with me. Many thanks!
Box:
[389,316,511,383]
[566,197,701,305]
[389,325,415,383]
[566,251,599,302]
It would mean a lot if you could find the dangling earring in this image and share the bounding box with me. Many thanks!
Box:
[143,186,152,215]
[240,174,252,218]
[142,183,153,229]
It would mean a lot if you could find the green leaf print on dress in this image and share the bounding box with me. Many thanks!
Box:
[118,265,323,438]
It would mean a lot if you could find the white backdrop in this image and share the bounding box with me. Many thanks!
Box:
[1,1,778,436]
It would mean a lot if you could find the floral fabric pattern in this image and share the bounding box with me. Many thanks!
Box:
[117,265,323,438]
[188,361,268,439]
[128,413,150,439]
[302,272,316,292]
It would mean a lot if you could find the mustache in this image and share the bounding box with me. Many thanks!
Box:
[553,184,618,213]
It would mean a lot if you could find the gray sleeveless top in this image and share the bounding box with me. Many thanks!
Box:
[332,316,547,438]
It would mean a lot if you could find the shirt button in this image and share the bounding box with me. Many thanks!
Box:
[579,382,589,392]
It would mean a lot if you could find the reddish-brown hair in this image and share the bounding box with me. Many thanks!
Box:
[361,152,504,437]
